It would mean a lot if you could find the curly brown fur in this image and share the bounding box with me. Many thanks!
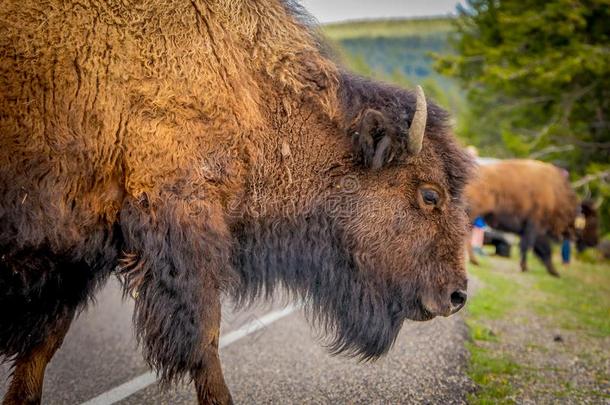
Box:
[1,0,473,401]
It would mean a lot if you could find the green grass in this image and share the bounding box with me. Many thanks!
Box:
[465,254,610,402]
[322,17,454,40]
[466,257,524,403]
[529,259,610,337]
[467,257,521,321]
[467,343,520,405]
[469,255,610,337]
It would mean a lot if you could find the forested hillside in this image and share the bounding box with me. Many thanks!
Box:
[322,18,464,130]
[324,18,453,87]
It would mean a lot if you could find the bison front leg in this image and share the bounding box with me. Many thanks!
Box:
[3,311,73,405]
[519,219,538,272]
[533,235,560,277]
[120,193,233,405]
[192,295,233,405]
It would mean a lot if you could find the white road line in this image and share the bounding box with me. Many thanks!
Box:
[80,305,298,405]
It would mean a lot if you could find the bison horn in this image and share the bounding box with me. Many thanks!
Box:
[407,85,427,155]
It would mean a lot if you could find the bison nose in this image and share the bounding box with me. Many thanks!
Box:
[449,289,467,314]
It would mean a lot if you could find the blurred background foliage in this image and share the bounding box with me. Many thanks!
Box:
[322,0,609,233]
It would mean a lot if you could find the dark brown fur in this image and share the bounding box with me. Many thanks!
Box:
[0,1,473,403]
[576,199,599,252]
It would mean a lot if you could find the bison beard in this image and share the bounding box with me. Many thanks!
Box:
[232,212,411,360]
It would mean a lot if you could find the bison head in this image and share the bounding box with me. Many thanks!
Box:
[231,81,473,360]
[576,199,600,252]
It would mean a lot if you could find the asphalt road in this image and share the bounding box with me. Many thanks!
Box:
[0,279,474,404]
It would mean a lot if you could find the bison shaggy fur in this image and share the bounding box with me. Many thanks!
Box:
[0,1,473,403]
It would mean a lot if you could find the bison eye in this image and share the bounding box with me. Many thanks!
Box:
[421,188,440,206]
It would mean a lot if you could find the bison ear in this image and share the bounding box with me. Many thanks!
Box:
[351,109,397,170]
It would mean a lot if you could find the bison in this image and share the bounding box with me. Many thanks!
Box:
[465,159,598,277]
[0,1,473,404]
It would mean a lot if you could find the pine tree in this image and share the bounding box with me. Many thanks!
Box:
[436,0,610,232]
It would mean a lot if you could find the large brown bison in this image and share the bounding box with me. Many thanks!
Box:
[465,159,598,276]
[0,1,473,404]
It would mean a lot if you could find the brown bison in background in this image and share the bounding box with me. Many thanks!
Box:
[0,1,474,404]
[465,159,599,277]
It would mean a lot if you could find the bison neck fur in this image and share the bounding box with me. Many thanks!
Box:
[232,211,410,360]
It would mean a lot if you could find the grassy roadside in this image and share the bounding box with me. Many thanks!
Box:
[465,253,610,403]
